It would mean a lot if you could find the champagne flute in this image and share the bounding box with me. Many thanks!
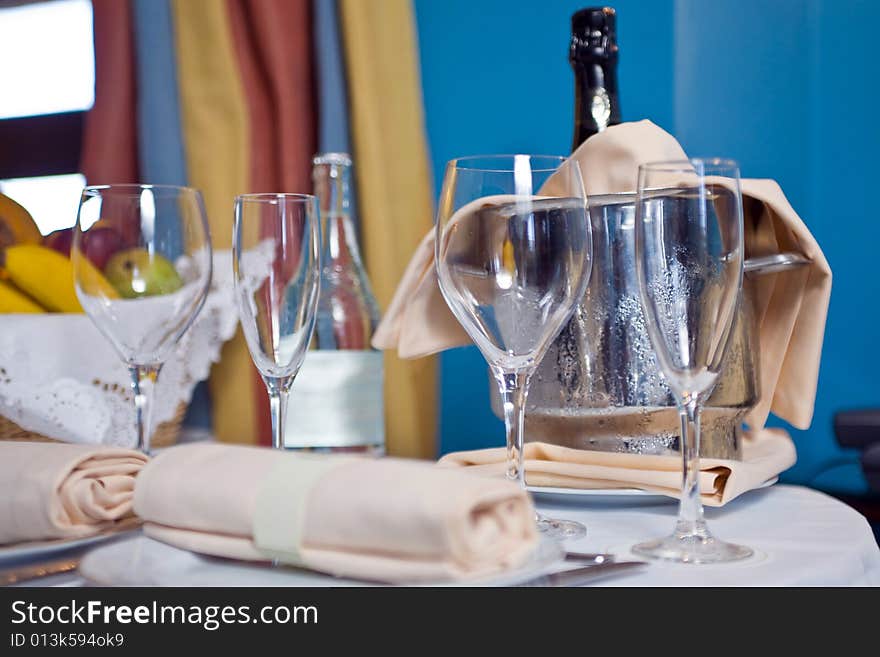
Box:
[233,193,321,449]
[633,158,752,563]
[435,155,592,539]
[73,184,212,454]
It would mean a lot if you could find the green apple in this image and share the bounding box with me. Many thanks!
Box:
[104,248,183,299]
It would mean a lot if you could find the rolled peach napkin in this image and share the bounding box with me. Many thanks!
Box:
[373,120,832,431]
[133,443,538,583]
[0,442,147,545]
[438,429,796,507]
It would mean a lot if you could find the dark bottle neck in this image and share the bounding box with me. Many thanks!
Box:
[571,58,621,151]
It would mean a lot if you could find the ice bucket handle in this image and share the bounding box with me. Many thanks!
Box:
[744,252,810,276]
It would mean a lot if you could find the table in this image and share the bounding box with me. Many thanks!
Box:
[540,484,880,586]
[12,484,880,587]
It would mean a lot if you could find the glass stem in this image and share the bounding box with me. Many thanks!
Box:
[494,368,531,489]
[675,397,707,538]
[266,378,292,450]
[129,364,161,454]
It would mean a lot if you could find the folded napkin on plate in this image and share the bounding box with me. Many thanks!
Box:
[133,443,537,583]
[0,442,147,545]
[438,429,796,507]
[373,120,832,430]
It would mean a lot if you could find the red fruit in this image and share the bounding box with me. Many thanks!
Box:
[43,227,74,256]
[81,227,124,270]
[91,218,138,248]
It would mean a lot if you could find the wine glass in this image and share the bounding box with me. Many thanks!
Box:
[73,184,212,454]
[435,155,592,538]
[233,193,321,449]
[633,158,752,563]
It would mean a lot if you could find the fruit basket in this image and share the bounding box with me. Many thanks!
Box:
[0,192,252,447]
[0,240,240,448]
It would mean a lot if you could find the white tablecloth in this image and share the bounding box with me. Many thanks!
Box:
[11,484,880,587]
[542,484,880,586]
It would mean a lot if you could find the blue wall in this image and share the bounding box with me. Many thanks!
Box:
[414,0,879,494]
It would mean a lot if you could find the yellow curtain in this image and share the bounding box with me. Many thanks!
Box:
[171,0,257,444]
[339,0,437,458]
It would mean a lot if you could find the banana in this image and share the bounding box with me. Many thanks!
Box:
[1,245,82,312]
[0,192,42,251]
[0,279,45,313]
[77,253,121,301]
[0,244,119,313]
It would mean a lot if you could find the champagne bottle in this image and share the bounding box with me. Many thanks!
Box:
[283,153,385,453]
[570,6,622,150]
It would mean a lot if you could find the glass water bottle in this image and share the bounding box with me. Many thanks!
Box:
[283,153,385,453]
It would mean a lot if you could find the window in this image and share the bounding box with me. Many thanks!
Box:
[0,0,94,119]
[0,0,94,235]
[0,173,86,234]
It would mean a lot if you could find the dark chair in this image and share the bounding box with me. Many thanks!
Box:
[834,410,880,543]
[834,410,880,492]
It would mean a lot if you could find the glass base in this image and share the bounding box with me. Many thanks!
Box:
[633,527,753,564]
[536,514,586,540]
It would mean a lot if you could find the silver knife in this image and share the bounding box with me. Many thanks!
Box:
[565,551,616,564]
[520,560,647,587]
[0,556,81,586]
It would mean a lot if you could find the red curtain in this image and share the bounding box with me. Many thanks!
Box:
[80,0,139,184]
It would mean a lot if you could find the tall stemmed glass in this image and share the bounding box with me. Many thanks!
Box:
[233,194,321,449]
[73,184,212,454]
[436,155,592,539]
[633,159,752,563]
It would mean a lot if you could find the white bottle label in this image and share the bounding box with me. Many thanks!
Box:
[284,350,385,449]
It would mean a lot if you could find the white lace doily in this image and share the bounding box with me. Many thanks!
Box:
[0,250,261,447]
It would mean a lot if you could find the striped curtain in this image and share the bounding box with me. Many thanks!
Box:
[80,0,437,457]
[338,0,437,458]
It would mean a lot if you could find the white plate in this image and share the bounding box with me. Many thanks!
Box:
[80,535,565,587]
[0,521,140,566]
[529,477,779,506]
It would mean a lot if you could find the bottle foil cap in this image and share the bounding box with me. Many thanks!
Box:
[570,7,617,62]
[313,152,352,167]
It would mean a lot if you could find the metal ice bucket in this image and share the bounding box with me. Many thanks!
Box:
[489,192,807,459]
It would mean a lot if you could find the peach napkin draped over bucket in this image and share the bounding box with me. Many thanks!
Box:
[373,120,832,431]
[133,443,538,583]
[0,443,147,545]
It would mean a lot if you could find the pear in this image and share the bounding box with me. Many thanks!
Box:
[104,248,183,299]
